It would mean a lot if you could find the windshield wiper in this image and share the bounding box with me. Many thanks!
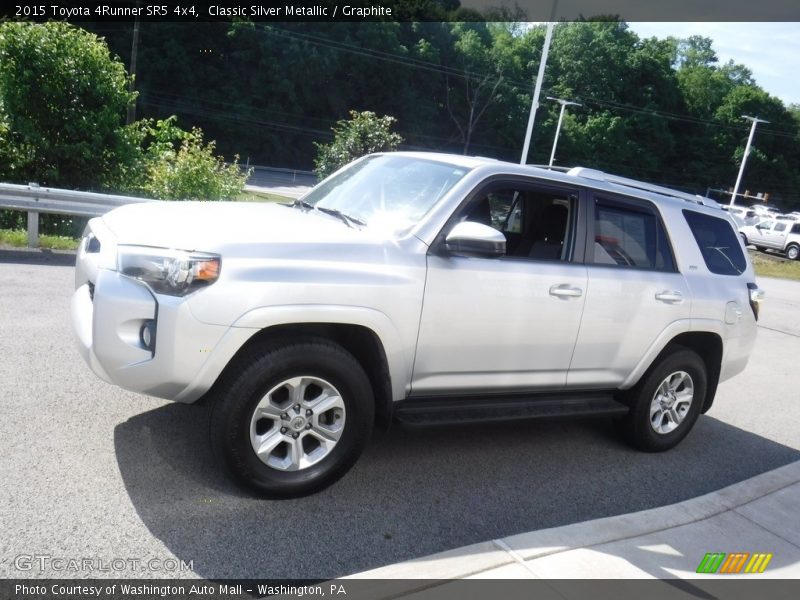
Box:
[315,206,366,228]
[288,199,365,228]
[289,198,315,211]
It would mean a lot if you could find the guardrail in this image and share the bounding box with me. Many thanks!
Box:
[0,182,156,248]
[247,165,317,188]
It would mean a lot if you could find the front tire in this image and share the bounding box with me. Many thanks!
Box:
[618,347,707,452]
[210,337,374,498]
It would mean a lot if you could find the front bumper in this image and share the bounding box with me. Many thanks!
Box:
[70,226,256,403]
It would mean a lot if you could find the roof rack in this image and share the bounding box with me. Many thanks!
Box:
[529,164,572,173]
[566,167,720,209]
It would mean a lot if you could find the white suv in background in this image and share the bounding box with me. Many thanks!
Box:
[71,153,764,497]
[740,219,800,260]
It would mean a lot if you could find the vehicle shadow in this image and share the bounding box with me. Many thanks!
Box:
[0,247,76,266]
[114,405,800,580]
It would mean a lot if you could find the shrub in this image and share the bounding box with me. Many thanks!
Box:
[135,118,250,200]
[314,110,403,178]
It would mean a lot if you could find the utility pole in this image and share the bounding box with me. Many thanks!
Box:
[547,97,580,167]
[729,115,768,206]
[126,7,141,125]
[520,0,559,165]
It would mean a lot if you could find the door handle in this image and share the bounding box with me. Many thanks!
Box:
[655,290,684,304]
[549,284,583,298]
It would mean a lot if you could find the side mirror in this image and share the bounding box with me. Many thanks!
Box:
[444,221,506,258]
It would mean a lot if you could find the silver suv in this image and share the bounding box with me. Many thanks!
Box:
[71,152,764,497]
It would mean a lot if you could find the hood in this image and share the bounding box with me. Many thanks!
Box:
[101,201,373,252]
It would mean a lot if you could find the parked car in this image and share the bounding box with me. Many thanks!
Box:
[725,205,759,223]
[750,205,782,219]
[739,219,800,260]
[71,153,764,497]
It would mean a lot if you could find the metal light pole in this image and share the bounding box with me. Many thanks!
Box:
[547,97,580,167]
[520,0,559,165]
[729,115,768,206]
[126,6,141,125]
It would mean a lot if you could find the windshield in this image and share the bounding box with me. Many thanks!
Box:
[302,155,469,233]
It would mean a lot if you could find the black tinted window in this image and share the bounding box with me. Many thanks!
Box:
[792,223,800,235]
[465,185,576,261]
[592,201,675,271]
[683,210,747,276]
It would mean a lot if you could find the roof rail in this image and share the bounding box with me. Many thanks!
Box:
[566,166,720,208]
[529,164,572,173]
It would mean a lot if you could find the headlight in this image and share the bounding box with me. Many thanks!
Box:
[118,246,221,297]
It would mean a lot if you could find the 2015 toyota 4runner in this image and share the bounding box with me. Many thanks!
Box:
[71,152,764,497]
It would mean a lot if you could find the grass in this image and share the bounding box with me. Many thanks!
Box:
[749,249,800,281]
[0,229,79,250]
[236,190,293,203]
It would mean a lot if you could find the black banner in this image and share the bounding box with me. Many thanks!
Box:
[4,579,800,600]
[2,0,800,22]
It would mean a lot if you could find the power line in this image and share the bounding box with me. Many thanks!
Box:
[255,24,800,140]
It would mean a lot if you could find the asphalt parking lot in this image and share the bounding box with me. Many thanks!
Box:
[1,248,798,580]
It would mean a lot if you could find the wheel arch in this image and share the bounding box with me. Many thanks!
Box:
[200,322,395,430]
[633,331,723,414]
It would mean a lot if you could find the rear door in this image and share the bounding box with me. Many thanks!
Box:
[568,193,690,388]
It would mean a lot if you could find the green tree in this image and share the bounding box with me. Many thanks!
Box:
[314,110,403,178]
[443,24,506,154]
[713,86,800,207]
[0,21,250,207]
[0,21,137,189]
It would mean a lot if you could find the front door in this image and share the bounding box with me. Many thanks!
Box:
[411,179,587,396]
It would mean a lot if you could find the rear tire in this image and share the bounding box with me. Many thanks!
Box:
[617,347,707,452]
[210,337,374,498]
[786,244,800,261]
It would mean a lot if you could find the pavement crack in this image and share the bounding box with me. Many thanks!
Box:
[731,507,800,551]
[757,324,800,338]
[492,538,542,578]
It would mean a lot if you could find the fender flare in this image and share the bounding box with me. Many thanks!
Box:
[619,318,725,390]
[231,304,411,401]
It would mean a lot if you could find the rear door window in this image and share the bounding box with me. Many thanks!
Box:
[591,199,675,271]
[683,210,747,276]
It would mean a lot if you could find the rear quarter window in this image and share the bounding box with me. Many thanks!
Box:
[683,210,747,276]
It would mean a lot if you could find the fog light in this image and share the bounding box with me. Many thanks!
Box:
[140,320,156,352]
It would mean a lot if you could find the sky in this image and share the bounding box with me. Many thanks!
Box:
[627,22,800,107]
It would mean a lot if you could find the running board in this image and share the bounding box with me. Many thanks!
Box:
[394,392,628,426]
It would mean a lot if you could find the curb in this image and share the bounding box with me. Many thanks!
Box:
[345,459,800,582]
